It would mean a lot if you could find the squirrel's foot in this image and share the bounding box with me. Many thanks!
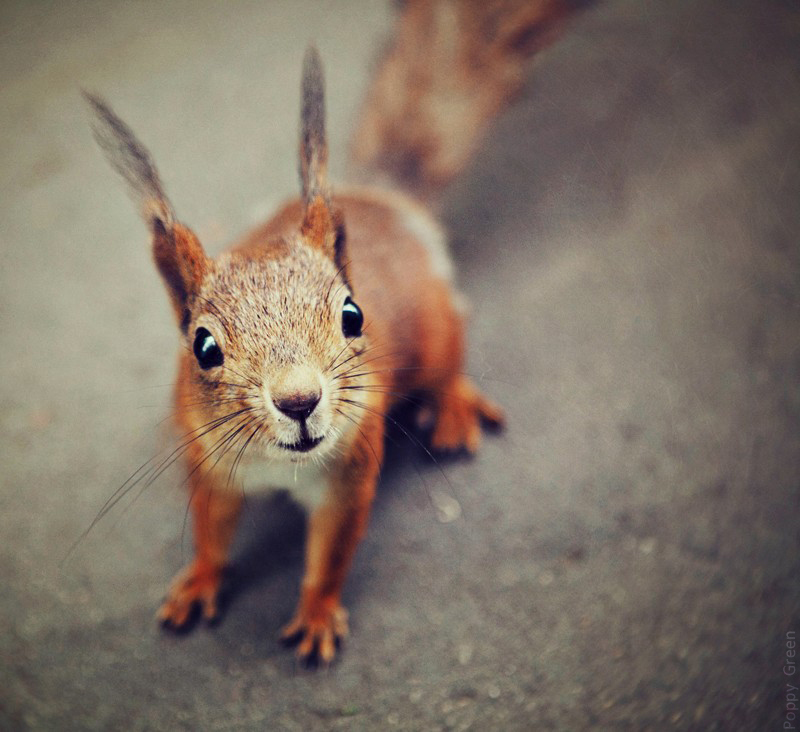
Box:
[430,375,504,454]
[281,596,349,665]
[157,559,223,630]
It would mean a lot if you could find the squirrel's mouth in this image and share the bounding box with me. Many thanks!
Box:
[280,434,324,453]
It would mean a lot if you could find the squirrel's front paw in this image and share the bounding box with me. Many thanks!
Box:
[157,559,223,630]
[281,595,349,664]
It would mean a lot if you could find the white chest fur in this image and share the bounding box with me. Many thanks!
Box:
[235,457,330,510]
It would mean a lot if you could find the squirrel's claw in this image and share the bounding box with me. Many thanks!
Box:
[157,560,223,630]
[281,604,349,665]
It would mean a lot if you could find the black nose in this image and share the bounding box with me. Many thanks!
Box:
[273,392,321,421]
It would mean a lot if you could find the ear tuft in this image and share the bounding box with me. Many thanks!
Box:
[299,46,330,208]
[84,91,174,227]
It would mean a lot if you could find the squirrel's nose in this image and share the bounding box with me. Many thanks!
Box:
[273,391,321,421]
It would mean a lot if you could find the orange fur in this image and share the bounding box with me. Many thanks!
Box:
[281,406,384,662]
[156,456,243,626]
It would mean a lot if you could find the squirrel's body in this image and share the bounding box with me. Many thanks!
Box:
[175,188,468,513]
[174,186,475,501]
[88,48,502,664]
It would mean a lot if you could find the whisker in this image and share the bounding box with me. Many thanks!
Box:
[212,381,256,391]
[337,383,496,412]
[330,344,404,378]
[214,418,258,490]
[109,413,255,532]
[334,406,445,518]
[220,364,262,391]
[333,365,512,386]
[180,416,260,549]
[106,409,251,514]
[112,412,256,522]
[326,334,359,373]
[140,409,257,491]
[323,258,351,304]
[334,407,383,471]
[333,396,458,499]
[336,384,427,411]
[62,407,256,563]
[228,422,263,489]
[184,416,257,487]
[195,295,229,334]
[178,394,253,411]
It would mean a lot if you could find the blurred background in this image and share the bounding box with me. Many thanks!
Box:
[1,0,798,729]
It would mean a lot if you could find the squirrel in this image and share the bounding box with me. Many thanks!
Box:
[87,46,504,664]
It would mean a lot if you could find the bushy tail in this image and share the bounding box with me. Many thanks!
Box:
[351,0,589,197]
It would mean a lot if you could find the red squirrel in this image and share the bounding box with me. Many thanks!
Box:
[87,47,503,664]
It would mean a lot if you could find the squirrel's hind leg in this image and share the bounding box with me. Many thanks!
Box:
[429,375,505,454]
[419,304,505,454]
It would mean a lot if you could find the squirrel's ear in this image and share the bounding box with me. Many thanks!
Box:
[85,92,209,329]
[298,47,340,262]
[151,219,209,330]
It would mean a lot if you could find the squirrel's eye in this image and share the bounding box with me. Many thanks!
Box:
[342,296,363,338]
[193,327,224,369]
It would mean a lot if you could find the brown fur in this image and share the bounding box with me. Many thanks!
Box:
[89,47,503,664]
[352,0,588,195]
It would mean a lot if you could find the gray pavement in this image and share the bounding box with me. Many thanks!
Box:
[2,1,799,729]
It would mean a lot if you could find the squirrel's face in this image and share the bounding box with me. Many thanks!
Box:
[183,239,366,463]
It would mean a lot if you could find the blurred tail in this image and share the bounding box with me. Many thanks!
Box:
[351,0,589,197]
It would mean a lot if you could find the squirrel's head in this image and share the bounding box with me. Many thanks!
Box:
[88,48,369,463]
[177,225,365,462]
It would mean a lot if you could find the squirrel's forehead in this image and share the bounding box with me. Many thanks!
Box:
[200,252,338,311]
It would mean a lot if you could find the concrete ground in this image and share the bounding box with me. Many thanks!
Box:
[2,0,799,729]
